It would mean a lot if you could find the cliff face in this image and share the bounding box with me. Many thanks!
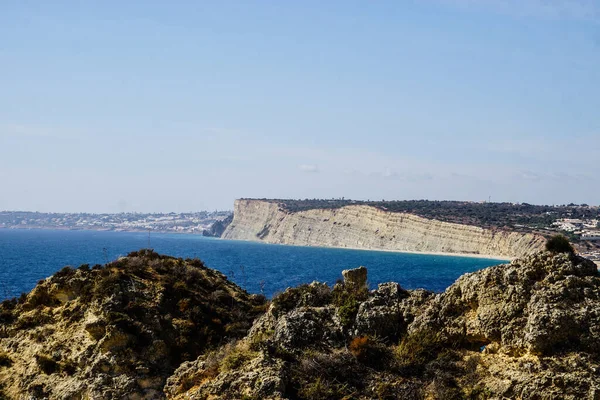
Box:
[222,199,545,258]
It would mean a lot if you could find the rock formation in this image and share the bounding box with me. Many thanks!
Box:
[342,266,368,289]
[0,250,265,399]
[1,250,599,399]
[168,253,600,400]
[202,215,233,238]
[222,199,546,259]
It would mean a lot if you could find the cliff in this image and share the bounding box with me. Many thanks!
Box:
[202,215,233,237]
[222,199,546,258]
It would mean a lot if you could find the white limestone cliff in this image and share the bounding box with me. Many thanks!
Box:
[222,199,546,259]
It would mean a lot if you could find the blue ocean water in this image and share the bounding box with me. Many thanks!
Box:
[0,229,507,299]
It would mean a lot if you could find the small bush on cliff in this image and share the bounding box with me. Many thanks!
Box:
[332,282,368,329]
[545,235,575,254]
[272,283,332,315]
[291,350,364,400]
[394,330,446,375]
[349,335,390,369]
[220,341,257,372]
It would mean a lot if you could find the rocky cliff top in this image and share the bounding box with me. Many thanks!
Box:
[168,251,600,400]
[1,250,599,399]
[0,249,265,399]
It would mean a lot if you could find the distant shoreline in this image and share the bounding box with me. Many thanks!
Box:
[0,226,206,235]
[1,226,511,261]
[220,236,512,262]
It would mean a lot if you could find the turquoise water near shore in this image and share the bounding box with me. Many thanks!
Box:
[0,229,507,299]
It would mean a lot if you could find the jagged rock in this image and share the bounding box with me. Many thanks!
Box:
[354,283,432,340]
[164,347,286,400]
[0,250,264,399]
[342,266,368,289]
[170,251,600,399]
[273,306,344,351]
[409,252,600,358]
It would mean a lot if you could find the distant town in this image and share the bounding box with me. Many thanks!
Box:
[0,211,233,236]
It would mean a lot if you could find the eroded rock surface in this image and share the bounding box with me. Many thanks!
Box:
[0,250,265,399]
[169,252,600,400]
[1,250,599,399]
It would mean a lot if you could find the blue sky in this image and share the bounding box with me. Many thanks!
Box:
[1,1,599,212]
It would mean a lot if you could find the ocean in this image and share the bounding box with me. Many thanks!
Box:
[0,229,507,299]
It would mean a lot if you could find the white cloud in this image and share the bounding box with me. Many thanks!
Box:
[299,164,320,173]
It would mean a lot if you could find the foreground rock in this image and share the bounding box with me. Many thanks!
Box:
[0,250,265,399]
[1,250,599,399]
[169,253,600,399]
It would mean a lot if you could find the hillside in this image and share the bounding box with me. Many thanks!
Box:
[222,199,546,258]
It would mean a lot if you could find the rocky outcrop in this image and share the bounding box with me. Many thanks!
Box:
[202,215,233,237]
[222,199,546,258]
[409,252,600,356]
[342,266,368,289]
[169,254,600,400]
[0,250,265,399]
[2,250,599,399]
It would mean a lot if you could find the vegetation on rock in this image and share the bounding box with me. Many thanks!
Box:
[252,198,599,231]
[545,234,575,254]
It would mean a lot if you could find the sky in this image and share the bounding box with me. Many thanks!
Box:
[1,1,599,212]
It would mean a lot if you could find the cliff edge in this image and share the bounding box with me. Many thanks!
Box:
[222,199,545,259]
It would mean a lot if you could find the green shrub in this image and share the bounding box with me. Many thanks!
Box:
[77,264,90,271]
[272,283,331,315]
[290,350,363,399]
[297,377,349,400]
[394,330,445,374]
[545,235,575,254]
[26,286,59,309]
[349,336,390,369]
[332,283,368,329]
[15,309,54,329]
[220,342,257,372]
[53,266,75,279]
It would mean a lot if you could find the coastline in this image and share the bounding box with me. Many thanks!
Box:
[220,236,512,262]
[0,226,206,236]
[1,226,512,261]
